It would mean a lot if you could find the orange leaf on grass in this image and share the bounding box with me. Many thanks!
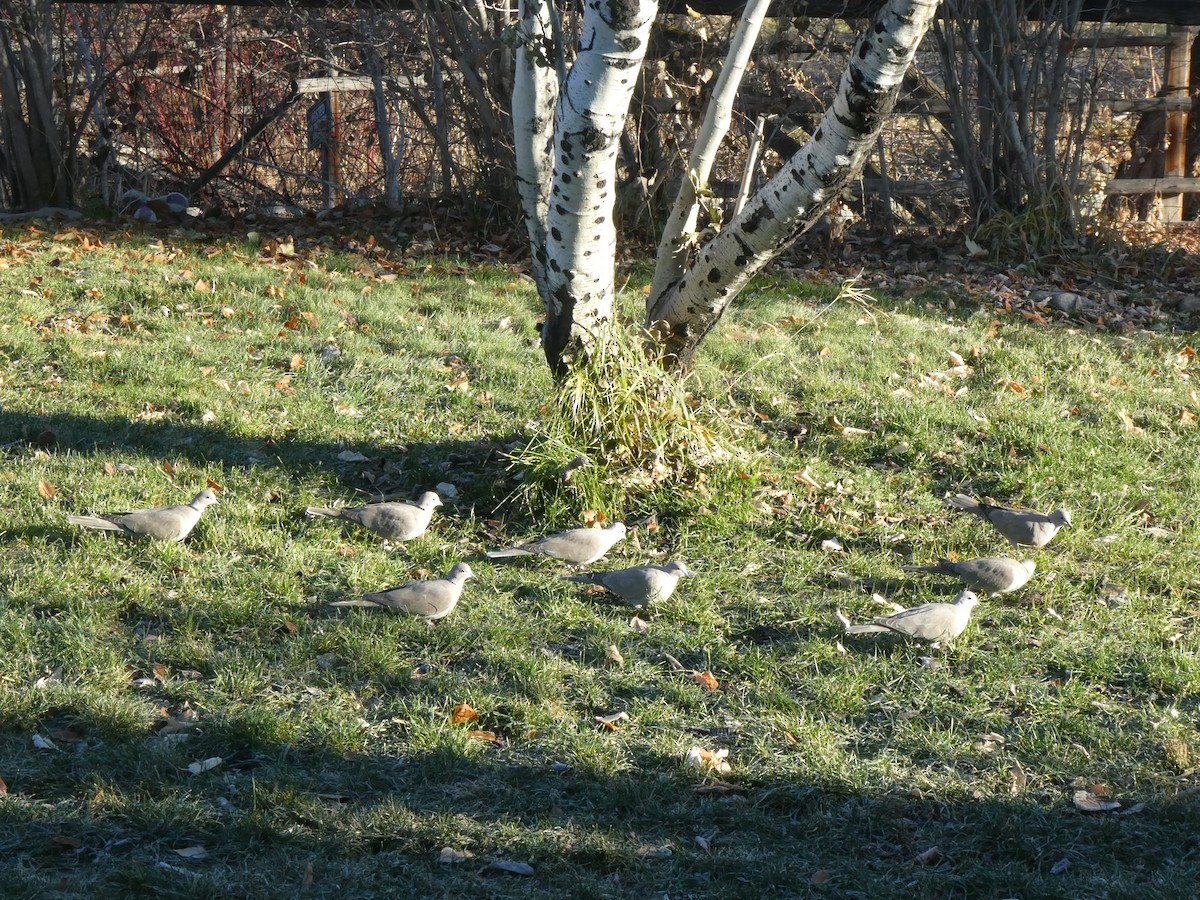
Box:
[37,479,56,499]
[451,703,479,725]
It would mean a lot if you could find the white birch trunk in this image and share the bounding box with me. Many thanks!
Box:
[536,0,656,373]
[648,0,770,307]
[513,0,563,302]
[646,0,941,364]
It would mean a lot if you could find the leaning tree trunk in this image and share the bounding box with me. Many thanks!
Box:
[646,0,941,365]
[513,0,940,373]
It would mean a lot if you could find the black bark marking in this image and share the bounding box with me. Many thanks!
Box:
[562,173,572,184]
[707,267,722,283]
[551,227,562,241]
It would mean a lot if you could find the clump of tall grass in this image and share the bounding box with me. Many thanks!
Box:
[508,322,756,521]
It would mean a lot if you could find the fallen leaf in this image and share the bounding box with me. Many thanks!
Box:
[691,670,720,691]
[174,846,208,859]
[32,733,58,751]
[1010,760,1028,795]
[1073,789,1120,812]
[636,845,673,860]
[811,870,833,885]
[594,711,629,731]
[913,846,941,866]
[629,615,650,633]
[604,644,625,667]
[37,479,56,500]
[289,353,304,371]
[1117,409,1144,436]
[466,730,501,743]
[1050,857,1070,875]
[438,847,474,864]
[685,746,731,775]
[336,450,371,463]
[451,703,479,725]
[301,860,314,888]
[0,775,6,795]
[486,860,535,876]
[187,756,223,775]
[162,459,176,475]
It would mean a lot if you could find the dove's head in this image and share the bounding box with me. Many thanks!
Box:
[607,522,628,536]
[1020,559,1037,577]
[193,489,220,508]
[955,590,981,611]
[1050,508,1072,527]
[448,562,474,581]
[665,561,696,578]
[418,491,443,509]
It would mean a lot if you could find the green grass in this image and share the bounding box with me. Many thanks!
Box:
[0,222,1197,898]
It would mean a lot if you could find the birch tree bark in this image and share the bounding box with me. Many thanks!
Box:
[646,0,941,364]
[512,0,940,372]
[516,0,656,374]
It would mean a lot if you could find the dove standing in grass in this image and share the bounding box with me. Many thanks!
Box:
[950,494,1071,549]
[487,522,627,566]
[66,489,219,542]
[903,557,1035,596]
[305,491,441,541]
[836,590,980,645]
[330,562,473,622]
[563,560,695,609]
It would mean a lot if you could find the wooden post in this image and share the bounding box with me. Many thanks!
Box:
[1162,25,1192,222]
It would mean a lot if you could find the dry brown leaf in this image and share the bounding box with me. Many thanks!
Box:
[913,846,941,866]
[0,775,7,795]
[685,746,731,775]
[594,711,629,731]
[691,670,720,692]
[811,870,833,885]
[629,615,650,633]
[581,508,607,526]
[466,730,501,743]
[1010,759,1028,795]
[174,846,208,859]
[795,467,820,490]
[301,860,314,888]
[451,703,479,725]
[289,353,304,371]
[438,847,474,864]
[162,459,176,475]
[604,644,625,667]
[194,279,211,293]
[1117,409,1144,435]
[205,478,223,492]
[1073,789,1120,812]
[37,479,56,500]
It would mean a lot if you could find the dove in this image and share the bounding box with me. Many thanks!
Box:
[563,560,695,608]
[836,590,980,645]
[903,557,1035,595]
[950,493,1071,549]
[66,489,219,542]
[330,562,473,621]
[486,522,627,566]
[304,491,441,541]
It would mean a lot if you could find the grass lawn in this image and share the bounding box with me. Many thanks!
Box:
[0,222,1197,898]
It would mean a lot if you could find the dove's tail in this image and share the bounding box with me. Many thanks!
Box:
[66,515,122,531]
[902,562,951,576]
[949,493,983,514]
[486,547,533,559]
[835,609,891,635]
[561,573,600,585]
[304,507,342,519]
[329,599,381,608]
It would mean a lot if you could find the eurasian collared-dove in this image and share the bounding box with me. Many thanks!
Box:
[950,494,1071,549]
[330,562,473,621]
[66,489,219,542]
[903,557,1035,595]
[304,491,441,541]
[486,522,627,566]
[562,560,695,608]
[836,590,980,645]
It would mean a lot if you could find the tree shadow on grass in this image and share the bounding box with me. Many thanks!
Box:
[0,711,1196,900]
